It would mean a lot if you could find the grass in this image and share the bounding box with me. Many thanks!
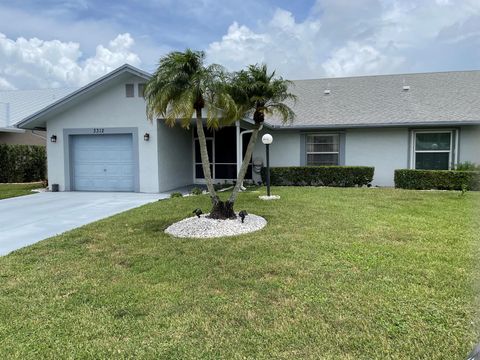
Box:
[0,182,44,200]
[0,187,478,359]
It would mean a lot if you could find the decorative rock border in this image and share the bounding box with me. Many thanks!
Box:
[259,195,281,200]
[165,213,267,238]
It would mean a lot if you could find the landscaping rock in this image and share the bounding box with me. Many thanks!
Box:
[258,195,281,200]
[165,213,267,238]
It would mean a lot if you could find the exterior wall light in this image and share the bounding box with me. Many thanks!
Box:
[261,134,273,196]
[50,135,57,143]
[144,133,150,141]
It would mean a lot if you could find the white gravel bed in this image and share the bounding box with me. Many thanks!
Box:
[165,213,267,238]
[259,195,281,200]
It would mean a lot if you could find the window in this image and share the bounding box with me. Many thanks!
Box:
[413,131,453,170]
[125,83,134,97]
[138,83,145,97]
[306,134,340,165]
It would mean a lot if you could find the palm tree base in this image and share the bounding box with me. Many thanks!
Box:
[209,200,236,220]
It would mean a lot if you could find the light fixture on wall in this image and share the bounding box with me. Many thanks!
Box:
[144,133,150,141]
[50,135,57,143]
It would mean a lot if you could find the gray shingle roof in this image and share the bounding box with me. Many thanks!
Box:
[10,66,480,131]
[0,88,77,129]
[266,70,480,128]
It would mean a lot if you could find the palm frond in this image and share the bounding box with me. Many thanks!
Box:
[266,102,296,123]
[228,63,296,123]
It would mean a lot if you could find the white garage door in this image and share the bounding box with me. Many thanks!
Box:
[71,134,135,192]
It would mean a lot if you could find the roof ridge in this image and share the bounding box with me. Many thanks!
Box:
[0,64,150,93]
[290,69,480,82]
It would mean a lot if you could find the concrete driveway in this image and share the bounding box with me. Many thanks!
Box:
[0,191,168,256]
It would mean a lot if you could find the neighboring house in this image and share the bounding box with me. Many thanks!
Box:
[16,64,480,192]
[0,88,76,145]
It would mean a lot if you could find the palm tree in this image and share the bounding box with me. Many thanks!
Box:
[227,64,296,205]
[144,49,237,218]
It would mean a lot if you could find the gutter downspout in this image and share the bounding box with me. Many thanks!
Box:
[236,121,241,176]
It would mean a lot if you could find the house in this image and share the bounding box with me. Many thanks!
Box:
[0,88,75,145]
[16,64,480,192]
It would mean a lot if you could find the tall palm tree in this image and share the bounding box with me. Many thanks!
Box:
[144,49,237,218]
[227,64,296,204]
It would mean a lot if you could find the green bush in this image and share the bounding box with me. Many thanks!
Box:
[261,166,374,187]
[170,192,183,198]
[456,161,480,171]
[190,187,203,195]
[394,169,480,191]
[0,144,46,183]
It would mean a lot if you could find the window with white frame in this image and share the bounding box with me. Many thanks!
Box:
[306,134,340,166]
[413,130,454,170]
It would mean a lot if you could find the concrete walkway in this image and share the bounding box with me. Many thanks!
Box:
[0,191,168,256]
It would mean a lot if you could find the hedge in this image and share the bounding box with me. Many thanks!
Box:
[394,169,480,191]
[0,144,46,183]
[261,166,374,187]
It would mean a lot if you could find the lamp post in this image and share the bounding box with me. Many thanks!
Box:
[262,134,273,196]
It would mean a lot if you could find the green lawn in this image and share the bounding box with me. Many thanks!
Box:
[0,182,44,200]
[0,187,478,359]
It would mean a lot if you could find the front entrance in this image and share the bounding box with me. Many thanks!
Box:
[194,126,252,183]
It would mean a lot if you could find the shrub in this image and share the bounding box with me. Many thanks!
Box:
[261,166,374,187]
[170,192,183,198]
[190,187,203,195]
[0,144,46,183]
[394,169,480,191]
[456,161,480,171]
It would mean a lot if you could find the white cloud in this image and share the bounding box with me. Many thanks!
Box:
[0,77,16,90]
[207,9,325,79]
[0,33,142,89]
[207,0,480,79]
[322,42,404,77]
[207,22,271,69]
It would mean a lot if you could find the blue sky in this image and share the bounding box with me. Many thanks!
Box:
[0,0,479,89]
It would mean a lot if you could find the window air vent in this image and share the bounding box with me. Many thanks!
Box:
[324,89,331,95]
[403,85,410,91]
[138,83,145,97]
[125,83,134,97]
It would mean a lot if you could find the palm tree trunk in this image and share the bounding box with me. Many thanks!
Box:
[228,125,261,204]
[195,115,217,200]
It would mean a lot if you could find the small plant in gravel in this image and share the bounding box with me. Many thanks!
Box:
[192,208,203,218]
[170,192,183,198]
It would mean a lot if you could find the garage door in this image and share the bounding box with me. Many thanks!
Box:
[71,134,135,192]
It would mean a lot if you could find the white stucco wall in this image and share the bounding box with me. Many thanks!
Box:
[251,129,301,183]
[252,127,409,186]
[252,130,301,166]
[345,128,409,186]
[459,126,480,165]
[157,122,193,191]
[46,74,160,192]
[250,126,480,187]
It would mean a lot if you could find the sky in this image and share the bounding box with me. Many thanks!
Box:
[0,0,480,90]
